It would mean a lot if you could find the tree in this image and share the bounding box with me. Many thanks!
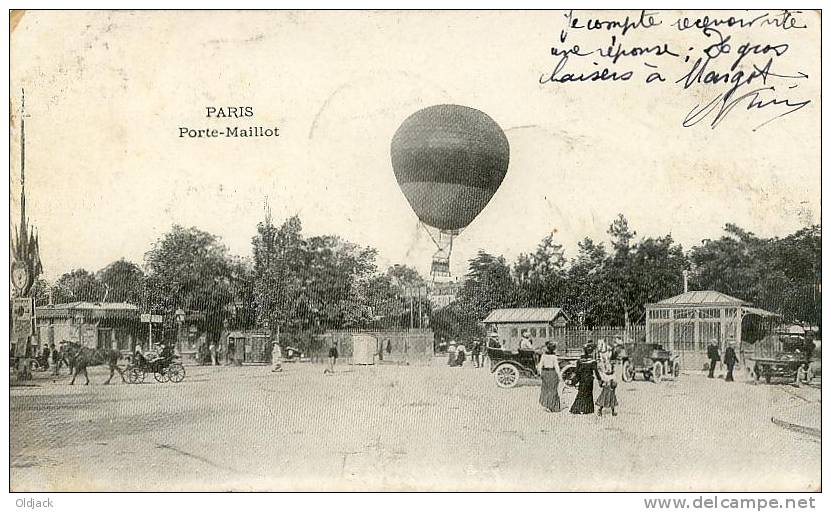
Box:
[252,214,306,332]
[689,223,821,328]
[386,264,425,288]
[564,237,608,326]
[97,259,144,304]
[514,232,567,307]
[300,235,378,329]
[29,277,52,304]
[53,269,104,303]
[144,225,236,338]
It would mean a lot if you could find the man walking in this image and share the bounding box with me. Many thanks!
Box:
[471,340,481,368]
[707,339,720,378]
[324,342,338,374]
[723,341,739,382]
[50,343,60,375]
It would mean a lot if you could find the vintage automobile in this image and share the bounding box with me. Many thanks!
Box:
[751,337,818,384]
[283,346,304,361]
[618,342,680,383]
[487,346,580,389]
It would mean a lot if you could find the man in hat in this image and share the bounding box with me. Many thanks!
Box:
[707,338,720,378]
[723,341,739,382]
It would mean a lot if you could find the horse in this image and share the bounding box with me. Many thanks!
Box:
[52,344,76,377]
[63,343,126,385]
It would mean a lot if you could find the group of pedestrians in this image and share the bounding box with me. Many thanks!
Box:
[706,338,740,382]
[538,342,619,417]
[446,340,486,368]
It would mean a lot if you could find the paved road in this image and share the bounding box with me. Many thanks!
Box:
[10,360,820,491]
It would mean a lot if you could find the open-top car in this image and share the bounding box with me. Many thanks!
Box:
[617,342,680,383]
[751,336,818,384]
[487,346,580,388]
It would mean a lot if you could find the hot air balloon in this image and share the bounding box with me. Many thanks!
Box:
[391,104,510,278]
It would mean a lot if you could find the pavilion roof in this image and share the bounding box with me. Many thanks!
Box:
[35,301,139,320]
[484,307,569,324]
[649,290,747,307]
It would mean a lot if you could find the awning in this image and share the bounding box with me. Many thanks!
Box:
[742,306,781,318]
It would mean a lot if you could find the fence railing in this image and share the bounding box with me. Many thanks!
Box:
[551,326,645,351]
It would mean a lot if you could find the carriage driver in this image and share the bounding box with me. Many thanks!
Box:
[134,344,147,366]
[159,341,174,361]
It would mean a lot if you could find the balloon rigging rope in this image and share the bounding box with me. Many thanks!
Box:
[420,222,441,250]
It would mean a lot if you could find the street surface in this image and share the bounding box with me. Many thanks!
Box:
[10,359,820,491]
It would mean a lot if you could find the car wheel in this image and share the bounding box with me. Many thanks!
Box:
[494,364,520,388]
[621,360,634,382]
[652,361,663,383]
[561,366,577,387]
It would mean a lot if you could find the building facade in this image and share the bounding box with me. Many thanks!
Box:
[645,290,779,370]
[483,307,570,352]
[34,302,142,354]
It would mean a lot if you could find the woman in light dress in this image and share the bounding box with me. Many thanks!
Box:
[537,341,564,412]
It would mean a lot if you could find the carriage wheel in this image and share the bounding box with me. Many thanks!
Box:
[154,369,170,383]
[652,361,663,383]
[128,367,145,384]
[672,361,681,378]
[621,360,634,382]
[167,363,186,383]
[494,364,520,388]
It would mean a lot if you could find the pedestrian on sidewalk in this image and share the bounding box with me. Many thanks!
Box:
[324,342,339,374]
[447,342,457,366]
[570,344,602,415]
[454,344,467,367]
[724,341,739,382]
[209,342,217,366]
[537,342,563,413]
[707,339,720,378]
[471,340,481,368]
[271,343,283,372]
[596,368,618,417]
[50,343,60,375]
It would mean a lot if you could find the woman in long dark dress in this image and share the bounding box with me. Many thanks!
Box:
[537,342,563,412]
[570,346,603,414]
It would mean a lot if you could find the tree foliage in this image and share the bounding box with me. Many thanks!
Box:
[435,215,820,341]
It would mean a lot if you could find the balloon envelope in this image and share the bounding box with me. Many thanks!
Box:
[391,104,509,231]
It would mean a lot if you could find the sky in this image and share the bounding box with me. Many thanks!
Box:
[9,10,821,281]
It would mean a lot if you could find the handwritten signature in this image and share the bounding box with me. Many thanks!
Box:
[678,53,810,130]
[682,84,810,131]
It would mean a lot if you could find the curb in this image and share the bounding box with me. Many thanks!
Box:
[770,417,821,438]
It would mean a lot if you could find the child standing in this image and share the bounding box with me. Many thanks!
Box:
[596,369,619,417]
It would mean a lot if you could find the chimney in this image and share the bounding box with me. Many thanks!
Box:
[682,270,689,293]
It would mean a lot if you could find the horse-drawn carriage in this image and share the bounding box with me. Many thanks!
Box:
[617,342,680,383]
[486,347,580,388]
[125,352,185,384]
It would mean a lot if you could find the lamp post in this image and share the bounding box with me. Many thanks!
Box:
[75,313,85,347]
[175,308,186,355]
